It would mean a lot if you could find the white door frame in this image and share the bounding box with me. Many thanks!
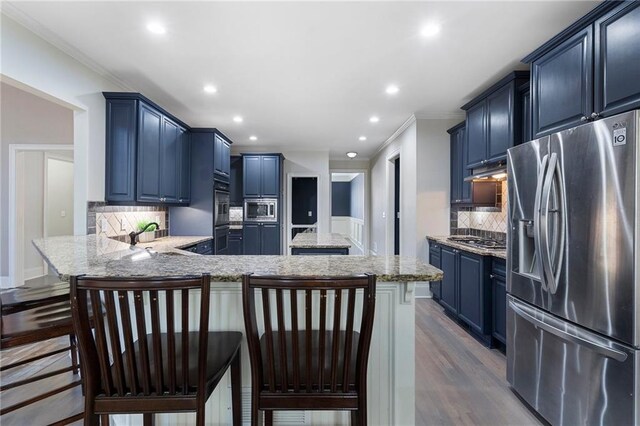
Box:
[329,168,370,255]
[8,144,74,288]
[286,173,320,254]
[385,150,400,256]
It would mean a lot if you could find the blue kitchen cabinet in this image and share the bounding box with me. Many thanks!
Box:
[437,243,493,346]
[228,229,243,255]
[243,155,262,198]
[439,246,458,315]
[160,117,180,203]
[213,133,231,183]
[458,251,488,335]
[261,224,281,255]
[525,1,640,136]
[177,126,190,204]
[229,156,243,206]
[104,93,191,205]
[242,223,280,255]
[530,27,593,138]
[448,123,472,204]
[519,82,532,143]
[243,154,282,198]
[136,102,163,203]
[465,102,486,169]
[463,72,529,169]
[105,99,137,202]
[491,258,507,344]
[594,0,640,118]
[428,240,442,301]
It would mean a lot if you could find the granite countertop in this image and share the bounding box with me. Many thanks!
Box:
[290,233,352,249]
[137,236,212,254]
[33,235,443,283]
[427,236,507,260]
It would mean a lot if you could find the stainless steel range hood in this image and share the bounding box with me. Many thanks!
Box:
[464,162,507,182]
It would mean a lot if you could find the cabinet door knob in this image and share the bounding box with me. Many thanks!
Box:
[490,274,495,279]
[591,112,600,119]
[581,116,588,122]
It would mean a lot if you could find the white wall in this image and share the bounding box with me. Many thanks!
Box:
[369,120,417,256]
[46,156,74,237]
[1,13,125,243]
[415,119,457,259]
[0,82,73,276]
[18,152,45,279]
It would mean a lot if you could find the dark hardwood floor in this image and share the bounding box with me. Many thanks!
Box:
[415,298,541,426]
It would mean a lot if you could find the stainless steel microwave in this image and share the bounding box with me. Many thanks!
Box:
[244,199,278,222]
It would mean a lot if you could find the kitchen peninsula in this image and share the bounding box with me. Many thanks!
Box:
[33,234,442,425]
[289,232,352,255]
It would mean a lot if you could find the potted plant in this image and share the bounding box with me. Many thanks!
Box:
[136,220,157,243]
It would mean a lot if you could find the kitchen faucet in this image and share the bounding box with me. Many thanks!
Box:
[129,222,159,246]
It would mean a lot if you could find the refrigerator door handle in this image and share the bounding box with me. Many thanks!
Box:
[548,155,566,294]
[533,154,549,290]
[508,299,628,362]
[540,153,558,293]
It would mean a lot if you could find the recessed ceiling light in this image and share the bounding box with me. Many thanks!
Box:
[249,135,258,141]
[359,136,367,141]
[146,22,166,35]
[203,85,217,94]
[346,152,358,159]
[233,116,243,123]
[369,116,380,123]
[421,22,441,38]
[385,85,399,95]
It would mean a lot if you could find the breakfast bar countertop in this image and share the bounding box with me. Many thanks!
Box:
[289,232,352,249]
[33,235,443,283]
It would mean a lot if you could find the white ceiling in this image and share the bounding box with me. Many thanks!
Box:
[5,1,598,159]
[332,172,361,182]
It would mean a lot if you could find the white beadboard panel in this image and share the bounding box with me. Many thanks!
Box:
[111,282,414,426]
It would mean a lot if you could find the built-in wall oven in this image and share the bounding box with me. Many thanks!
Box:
[214,182,230,227]
[214,182,230,255]
[244,198,278,222]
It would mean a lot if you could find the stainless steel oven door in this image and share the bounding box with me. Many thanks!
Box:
[214,190,230,227]
[507,295,639,426]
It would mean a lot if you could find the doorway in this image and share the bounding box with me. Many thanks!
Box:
[287,175,320,247]
[394,157,400,255]
[330,172,366,255]
[8,145,74,287]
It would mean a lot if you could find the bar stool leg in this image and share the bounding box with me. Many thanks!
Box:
[70,334,79,374]
[143,413,155,426]
[265,410,273,426]
[231,351,242,426]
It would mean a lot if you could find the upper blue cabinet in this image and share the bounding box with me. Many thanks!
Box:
[104,92,191,205]
[213,133,231,183]
[242,154,283,198]
[524,0,640,138]
[461,71,530,169]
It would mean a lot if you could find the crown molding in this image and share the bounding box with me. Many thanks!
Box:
[372,114,417,157]
[1,4,133,91]
[414,112,465,120]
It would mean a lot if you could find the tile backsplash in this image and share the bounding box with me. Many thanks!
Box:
[229,206,243,223]
[450,181,507,241]
[87,202,169,242]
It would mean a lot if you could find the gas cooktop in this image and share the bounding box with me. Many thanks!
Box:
[447,236,506,250]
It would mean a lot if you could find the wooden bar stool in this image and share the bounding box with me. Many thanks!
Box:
[242,274,376,426]
[70,274,242,426]
[0,282,83,424]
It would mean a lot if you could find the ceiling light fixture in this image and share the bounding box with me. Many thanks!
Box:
[359,136,367,141]
[420,22,441,38]
[203,85,217,94]
[385,85,399,95]
[146,22,167,35]
[233,116,243,123]
[369,116,380,123]
[346,152,358,159]
[249,135,258,141]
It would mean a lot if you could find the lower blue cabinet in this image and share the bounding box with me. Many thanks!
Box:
[428,241,442,300]
[437,244,493,346]
[491,259,507,344]
[242,223,280,255]
[228,230,243,255]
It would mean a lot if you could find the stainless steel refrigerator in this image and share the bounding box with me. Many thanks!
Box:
[506,109,640,425]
